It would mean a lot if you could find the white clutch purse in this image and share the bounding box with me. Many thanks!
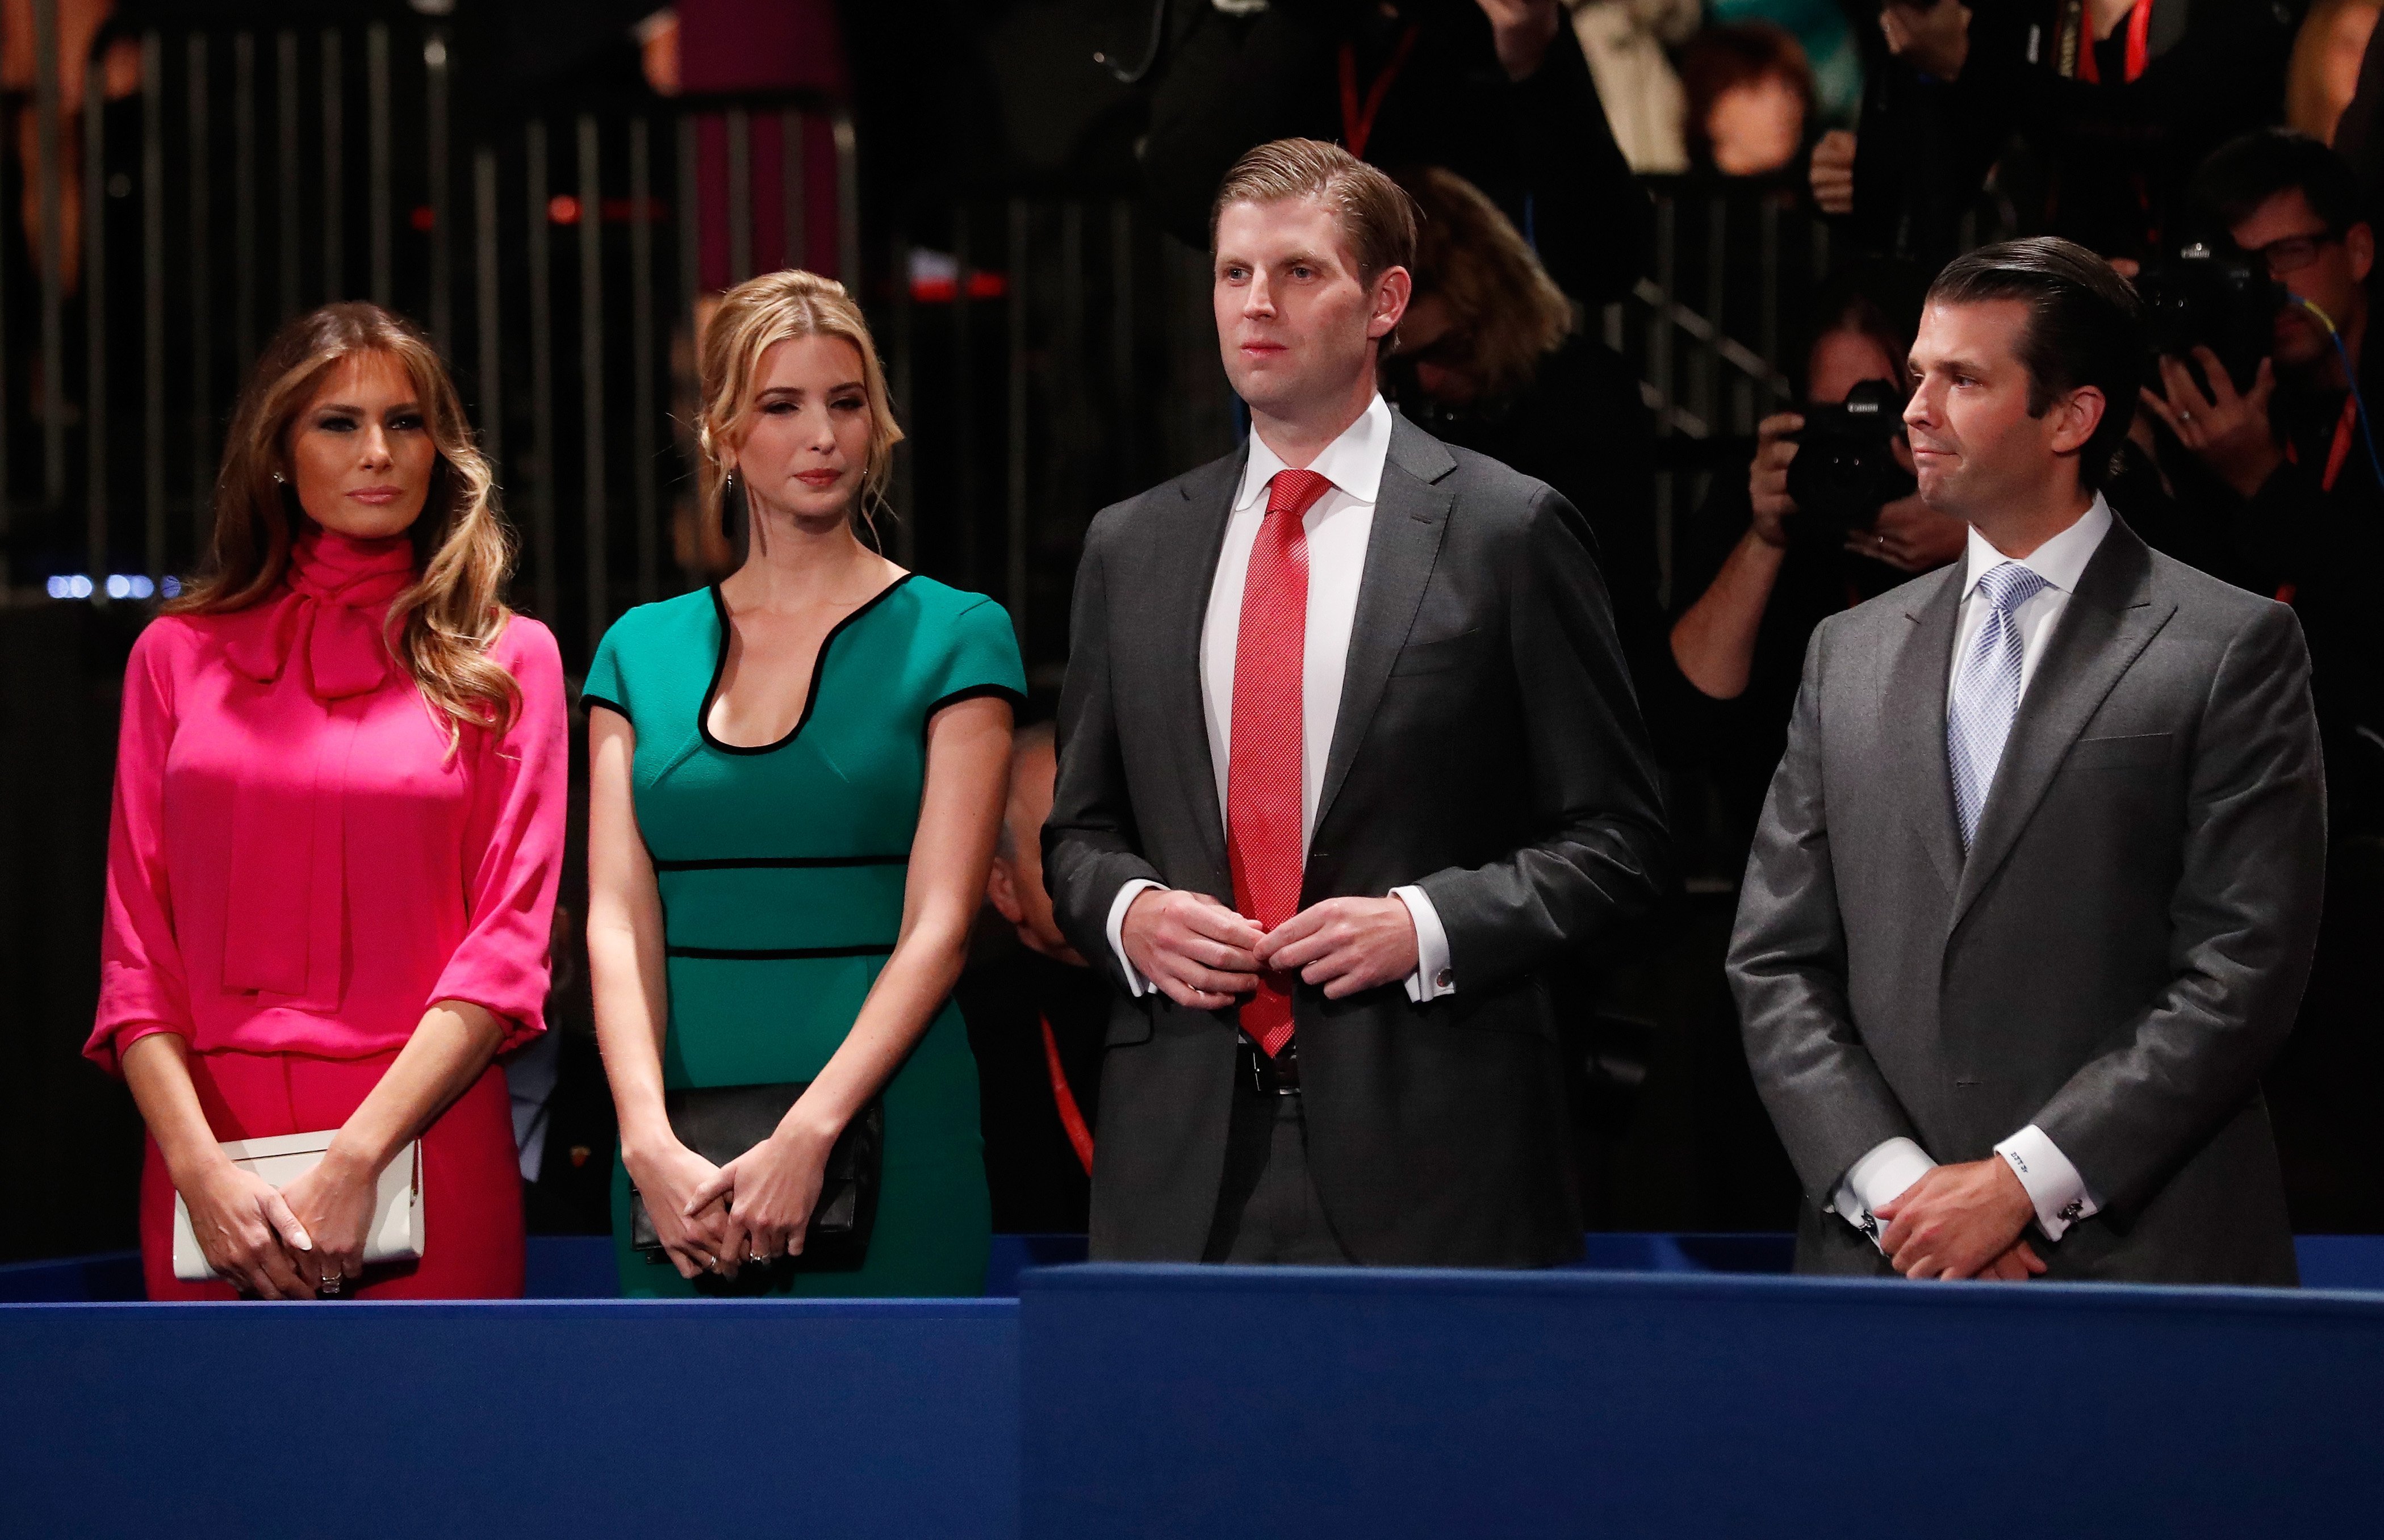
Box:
[170,1129,423,1283]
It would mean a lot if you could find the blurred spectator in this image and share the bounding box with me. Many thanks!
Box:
[1680,22,1814,178]
[2288,0,2383,143]
[1140,0,1651,304]
[1709,0,1861,124]
[1809,0,1989,264]
[1823,0,2295,270]
[2139,128,2384,1228]
[5,0,138,293]
[956,723,1106,1234]
[1565,0,1699,173]
[1382,165,1663,696]
[1666,265,1959,867]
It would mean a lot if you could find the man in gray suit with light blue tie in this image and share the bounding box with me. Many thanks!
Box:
[1731,238,2327,1285]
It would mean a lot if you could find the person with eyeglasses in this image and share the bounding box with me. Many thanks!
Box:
[2139,128,2384,1235]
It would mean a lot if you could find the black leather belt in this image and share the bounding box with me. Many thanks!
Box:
[1238,1037,1299,1095]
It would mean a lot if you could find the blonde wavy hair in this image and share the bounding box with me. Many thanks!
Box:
[696,269,904,543]
[170,301,519,747]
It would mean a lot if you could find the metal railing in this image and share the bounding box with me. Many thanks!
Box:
[5,9,861,670]
[4,6,1854,672]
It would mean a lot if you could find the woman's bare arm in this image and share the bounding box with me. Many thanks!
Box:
[684,694,1013,1257]
[584,706,736,1278]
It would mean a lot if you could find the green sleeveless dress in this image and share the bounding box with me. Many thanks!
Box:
[582,575,1026,1298]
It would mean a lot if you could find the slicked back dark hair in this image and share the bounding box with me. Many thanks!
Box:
[2191,128,2364,235]
[1924,237,2143,490]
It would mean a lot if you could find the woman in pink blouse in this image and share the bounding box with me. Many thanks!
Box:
[88,302,566,1300]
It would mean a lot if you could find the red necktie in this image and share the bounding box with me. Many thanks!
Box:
[1229,468,1331,1058]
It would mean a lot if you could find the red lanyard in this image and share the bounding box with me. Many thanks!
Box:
[2076,0,2154,83]
[2323,394,2357,492]
[2281,395,2358,493]
[1338,24,1421,160]
[1039,1015,1094,1175]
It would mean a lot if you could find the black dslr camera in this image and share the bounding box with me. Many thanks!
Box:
[1784,378,1915,545]
[2134,241,2283,394]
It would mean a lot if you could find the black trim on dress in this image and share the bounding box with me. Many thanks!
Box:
[651,853,909,871]
[581,693,630,719]
[923,682,1028,720]
[664,943,898,960]
[697,572,917,755]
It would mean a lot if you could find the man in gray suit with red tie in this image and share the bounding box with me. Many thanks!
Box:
[1731,238,2327,1284]
[1044,139,1669,1267]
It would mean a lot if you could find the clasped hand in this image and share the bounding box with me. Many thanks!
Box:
[1120,888,1419,1010]
[680,1116,837,1274]
[1873,1157,2047,1282]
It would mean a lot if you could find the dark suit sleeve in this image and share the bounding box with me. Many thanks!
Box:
[1411,486,1671,987]
[1043,510,1165,996]
[2030,601,2327,1213]
[1728,623,1925,1206]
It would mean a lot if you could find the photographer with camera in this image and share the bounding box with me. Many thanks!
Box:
[2138,128,2384,1229]
[1669,271,1967,863]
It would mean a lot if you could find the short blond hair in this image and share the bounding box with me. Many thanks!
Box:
[696,269,903,537]
[1209,137,1417,285]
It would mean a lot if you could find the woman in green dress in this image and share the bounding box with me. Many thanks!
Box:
[583,269,1023,1297]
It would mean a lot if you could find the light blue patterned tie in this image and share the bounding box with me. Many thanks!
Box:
[1946,560,2052,849]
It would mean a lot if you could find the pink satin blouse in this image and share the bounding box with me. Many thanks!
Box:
[85,526,567,1073]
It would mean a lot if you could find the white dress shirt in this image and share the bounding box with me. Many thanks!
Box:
[1833,494,2113,1249]
[1103,394,1455,1004]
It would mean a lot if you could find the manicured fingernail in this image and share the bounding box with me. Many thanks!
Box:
[291,1228,313,1250]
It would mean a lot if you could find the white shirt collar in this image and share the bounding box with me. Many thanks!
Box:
[1961,492,2113,600]
[1233,394,1395,513]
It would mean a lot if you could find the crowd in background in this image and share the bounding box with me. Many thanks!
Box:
[961,0,2384,1240]
[27,0,2384,1261]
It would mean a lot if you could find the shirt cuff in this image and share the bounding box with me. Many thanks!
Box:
[1105,879,1166,998]
[1389,885,1453,1002]
[1829,1136,1937,1253]
[1994,1125,2099,1242]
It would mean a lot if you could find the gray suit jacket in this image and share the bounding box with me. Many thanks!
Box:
[1044,414,1671,1266]
[1729,516,2325,1284]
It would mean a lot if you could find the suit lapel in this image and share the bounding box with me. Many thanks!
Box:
[1157,446,1245,884]
[1313,416,1455,844]
[1886,566,1965,900]
[1951,518,2173,928]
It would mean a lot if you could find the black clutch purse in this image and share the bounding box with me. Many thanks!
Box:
[628,1082,883,1277]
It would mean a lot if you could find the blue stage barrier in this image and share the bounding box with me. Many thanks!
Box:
[1019,1265,2384,1538]
[7,1232,2383,1300]
[0,1299,1019,1540]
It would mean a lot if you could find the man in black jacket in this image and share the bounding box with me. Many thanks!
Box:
[1044,139,1670,1266]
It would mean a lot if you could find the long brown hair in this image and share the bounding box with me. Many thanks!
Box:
[171,302,519,744]
[695,270,904,545]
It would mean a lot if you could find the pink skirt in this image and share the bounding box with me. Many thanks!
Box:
[139,1049,524,1300]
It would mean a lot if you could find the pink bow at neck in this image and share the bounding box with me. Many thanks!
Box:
[222,524,417,699]
[216,524,417,1001]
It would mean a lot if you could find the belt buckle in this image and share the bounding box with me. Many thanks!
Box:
[1243,1041,1299,1096]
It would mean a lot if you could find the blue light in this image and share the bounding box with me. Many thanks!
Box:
[68,574,93,599]
[161,575,182,598]
[105,574,131,599]
[45,575,70,599]
[128,575,155,599]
